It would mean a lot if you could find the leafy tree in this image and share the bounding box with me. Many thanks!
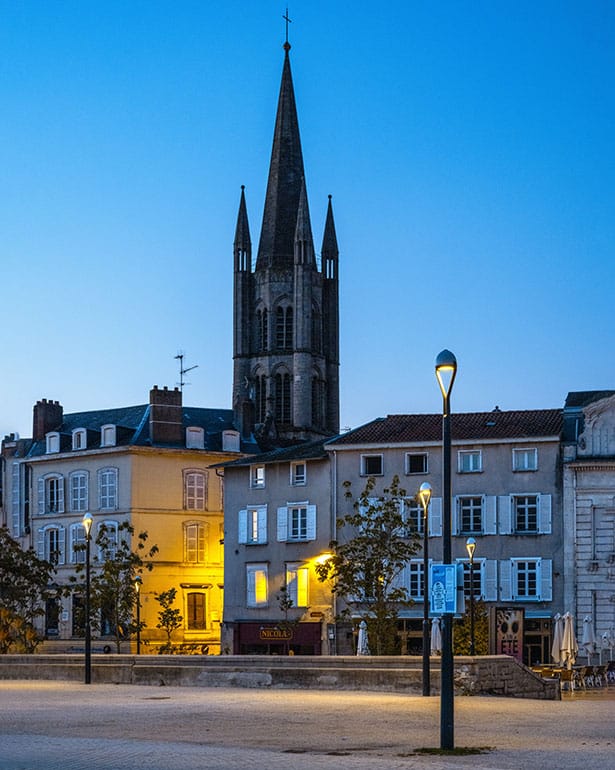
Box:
[155,588,183,653]
[453,599,489,655]
[0,527,56,653]
[315,475,422,655]
[275,584,301,654]
[73,522,158,653]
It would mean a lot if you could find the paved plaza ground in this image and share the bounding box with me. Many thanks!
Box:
[0,680,613,770]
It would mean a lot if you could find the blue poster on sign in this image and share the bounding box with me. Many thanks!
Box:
[430,564,457,614]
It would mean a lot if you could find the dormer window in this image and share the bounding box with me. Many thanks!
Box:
[46,432,60,454]
[72,428,87,451]
[222,430,240,452]
[186,427,205,449]
[250,464,265,489]
[101,424,116,447]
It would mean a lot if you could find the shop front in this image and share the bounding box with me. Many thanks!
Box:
[235,621,322,655]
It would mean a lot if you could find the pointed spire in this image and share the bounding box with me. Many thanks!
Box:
[256,44,306,270]
[321,194,339,260]
[294,177,316,265]
[234,185,251,252]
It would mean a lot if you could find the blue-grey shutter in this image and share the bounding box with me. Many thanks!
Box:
[38,477,45,515]
[452,497,460,536]
[428,497,442,537]
[57,478,65,514]
[498,495,513,534]
[538,494,552,534]
[58,527,66,565]
[257,507,268,543]
[246,567,256,605]
[483,559,498,601]
[37,527,45,560]
[306,505,317,541]
[238,509,247,544]
[540,559,552,601]
[484,496,497,535]
[277,507,288,542]
[499,560,513,601]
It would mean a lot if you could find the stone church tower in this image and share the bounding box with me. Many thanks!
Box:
[232,42,340,445]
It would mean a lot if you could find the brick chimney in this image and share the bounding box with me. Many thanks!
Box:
[33,399,64,441]
[149,386,183,445]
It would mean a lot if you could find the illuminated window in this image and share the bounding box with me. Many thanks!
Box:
[250,464,265,488]
[184,522,207,563]
[285,563,309,607]
[246,563,268,607]
[239,505,267,545]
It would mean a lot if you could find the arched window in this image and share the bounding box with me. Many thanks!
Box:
[275,372,291,424]
[276,306,293,349]
[184,470,207,511]
[254,374,267,423]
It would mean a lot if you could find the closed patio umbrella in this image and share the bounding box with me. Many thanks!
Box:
[581,616,596,659]
[551,613,564,665]
[561,612,579,670]
[430,617,442,655]
[357,620,370,655]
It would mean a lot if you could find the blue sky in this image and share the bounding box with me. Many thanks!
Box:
[2,1,614,439]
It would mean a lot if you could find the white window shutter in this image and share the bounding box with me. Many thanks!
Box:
[277,507,288,542]
[37,528,45,560]
[498,496,512,534]
[484,496,497,535]
[58,478,65,514]
[452,497,460,536]
[538,494,552,534]
[428,497,442,537]
[499,560,513,601]
[306,504,317,541]
[246,568,256,605]
[257,507,268,543]
[58,527,66,565]
[483,559,498,601]
[238,509,247,544]
[540,559,552,601]
[38,477,45,515]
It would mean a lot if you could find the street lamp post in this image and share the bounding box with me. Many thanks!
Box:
[418,482,432,696]
[466,537,476,656]
[435,349,457,751]
[82,512,93,685]
[134,575,142,655]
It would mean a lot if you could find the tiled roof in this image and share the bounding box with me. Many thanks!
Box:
[213,438,331,469]
[328,409,563,446]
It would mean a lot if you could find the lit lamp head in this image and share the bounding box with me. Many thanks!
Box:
[435,349,458,401]
[134,575,142,594]
[466,536,476,562]
[418,482,432,514]
[82,512,93,539]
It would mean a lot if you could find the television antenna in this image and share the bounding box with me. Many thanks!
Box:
[174,351,198,392]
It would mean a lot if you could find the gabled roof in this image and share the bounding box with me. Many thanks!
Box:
[328,409,563,446]
[26,404,259,457]
[213,437,331,469]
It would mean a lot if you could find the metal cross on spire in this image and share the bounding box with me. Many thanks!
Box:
[283,7,292,45]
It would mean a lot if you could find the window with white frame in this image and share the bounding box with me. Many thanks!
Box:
[100,424,116,447]
[408,560,425,600]
[403,500,423,536]
[277,503,316,542]
[239,505,268,545]
[250,464,265,488]
[500,558,552,601]
[290,461,306,486]
[70,471,88,512]
[222,430,240,452]
[97,520,119,560]
[184,522,207,563]
[70,522,87,564]
[458,450,482,473]
[38,525,65,565]
[186,427,205,449]
[285,563,309,607]
[45,432,60,454]
[39,474,65,514]
[246,563,268,607]
[98,468,118,510]
[512,447,537,472]
[72,428,87,451]
[361,454,383,476]
[406,452,428,475]
[186,591,206,629]
[461,559,483,599]
[513,495,538,533]
[184,470,207,510]
[457,496,483,534]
